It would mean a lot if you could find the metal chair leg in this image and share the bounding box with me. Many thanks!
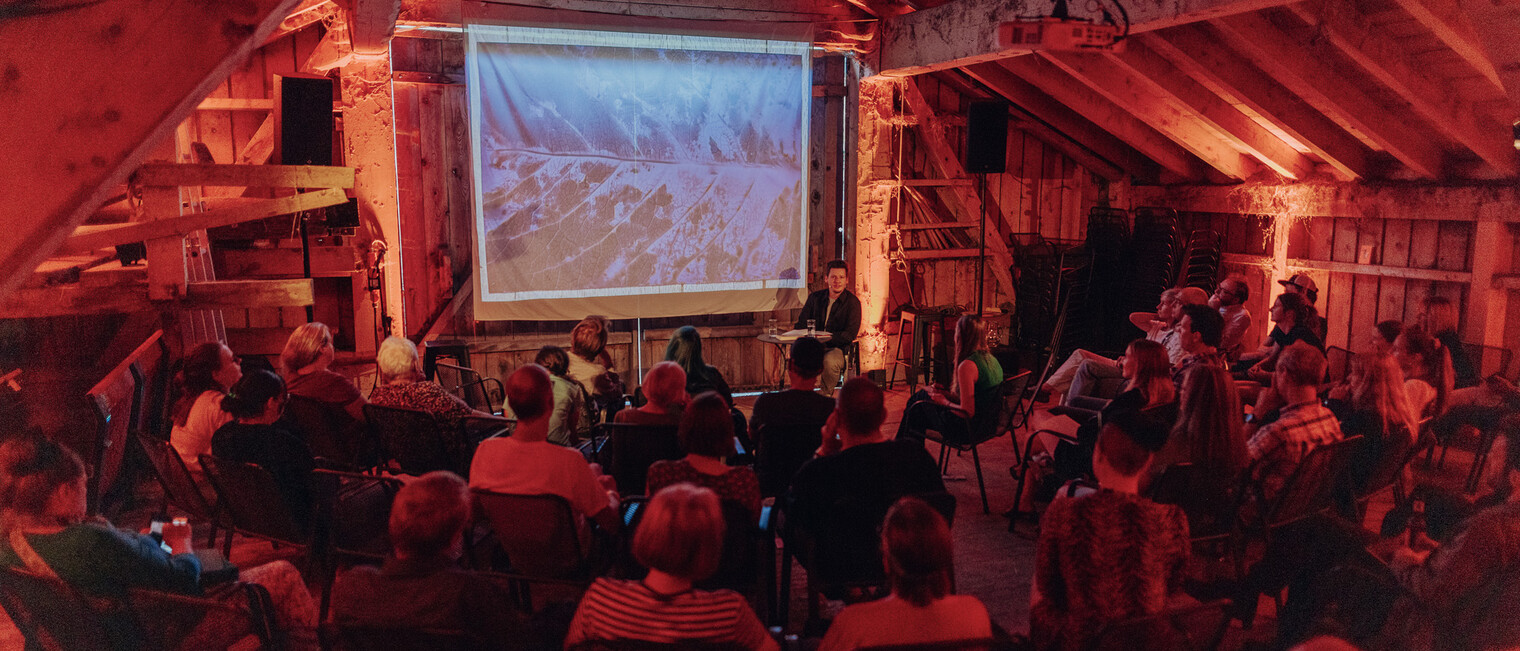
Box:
[972,444,988,514]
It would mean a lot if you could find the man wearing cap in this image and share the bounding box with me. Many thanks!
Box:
[1277,272,1325,340]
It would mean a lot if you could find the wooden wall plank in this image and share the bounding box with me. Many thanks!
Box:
[1379,219,1411,326]
[1436,221,1472,272]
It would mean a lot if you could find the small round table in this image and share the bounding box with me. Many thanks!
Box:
[757,332,832,390]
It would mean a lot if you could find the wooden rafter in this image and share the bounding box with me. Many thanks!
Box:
[57,189,349,256]
[1211,13,1446,178]
[999,56,1210,180]
[1285,2,1517,176]
[0,277,315,320]
[875,0,1301,75]
[898,79,1018,301]
[264,0,337,45]
[962,63,1159,182]
[1101,41,1314,180]
[844,0,914,17]
[348,0,403,55]
[134,163,354,188]
[1038,52,1258,181]
[1455,0,1520,119]
[0,0,300,301]
[1144,28,1369,180]
[1389,0,1505,94]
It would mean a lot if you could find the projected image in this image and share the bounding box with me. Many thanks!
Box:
[470,30,809,305]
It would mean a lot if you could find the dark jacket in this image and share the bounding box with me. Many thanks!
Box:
[796,289,862,350]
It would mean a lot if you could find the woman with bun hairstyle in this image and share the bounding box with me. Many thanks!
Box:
[169,342,242,472]
[211,370,315,531]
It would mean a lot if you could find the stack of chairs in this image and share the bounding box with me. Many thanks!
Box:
[1120,208,1182,331]
[1084,208,1132,353]
[1010,234,1064,355]
[1180,229,1223,293]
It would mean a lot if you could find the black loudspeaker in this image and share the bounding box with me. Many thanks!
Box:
[964,101,1008,174]
[274,74,334,166]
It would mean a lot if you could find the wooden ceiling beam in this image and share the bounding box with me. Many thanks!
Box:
[347,0,403,55]
[875,0,1301,75]
[1037,52,1258,181]
[1389,0,1505,94]
[135,163,354,189]
[1456,0,1520,119]
[1102,40,1314,180]
[1144,28,1369,180]
[0,0,300,301]
[57,189,349,256]
[1285,2,1517,176]
[264,0,337,46]
[999,56,1210,180]
[962,63,1160,182]
[1211,13,1446,178]
[844,0,914,18]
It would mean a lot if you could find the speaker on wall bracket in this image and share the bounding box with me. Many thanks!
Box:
[964,100,1009,174]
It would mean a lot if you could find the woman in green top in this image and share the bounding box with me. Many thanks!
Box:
[897,314,1004,445]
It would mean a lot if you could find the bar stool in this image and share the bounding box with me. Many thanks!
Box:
[888,310,918,390]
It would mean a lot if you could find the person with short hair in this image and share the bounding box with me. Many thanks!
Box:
[1031,410,1189,651]
[368,336,480,426]
[646,392,761,520]
[212,369,315,531]
[819,497,993,650]
[1173,303,1227,384]
[565,484,778,650]
[1247,342,1344,502]
[1210,275,1254,362]
[749,336,834,439]
[470,364,620,532]
[330,471,523,644]
[1057,288,1210,405]
[503,345,587,446]
[795,259,862,397]
[615,361,688,427]
[169,342,241,472]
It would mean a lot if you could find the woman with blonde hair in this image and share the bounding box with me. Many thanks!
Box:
[565,484,776,650]
[1326,353,1420,492]
[820,497,992,650]
[1393,327,1453,419]
[279,322,366,422]
[897,314,1004,445]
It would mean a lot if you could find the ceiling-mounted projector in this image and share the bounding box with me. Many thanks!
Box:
[998,17,1125,52]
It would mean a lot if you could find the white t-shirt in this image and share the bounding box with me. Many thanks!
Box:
[169,390,231,472]
[468,437,611,519]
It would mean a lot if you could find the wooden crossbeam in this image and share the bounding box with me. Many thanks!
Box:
[1101,41,1314,180]
[1389,0,1505,94]
[902,179,974,187]
[134,163,354,189]
[962,62,1157,182]
[903,248,982,259]
[1454,0,1520,122]
[1285,2,1517,176]
[0,276,314,319]
[898,221,979,230]
[182,279,314,310]
[1211,13,1446,178]
[1131,183,1520,222]
[57,189,348,256]
[999,56,1209,180]
[1221,253,1472,283]
[1144,28,1369,181]
[899,79,1018,301]
[1039,52,1259,181]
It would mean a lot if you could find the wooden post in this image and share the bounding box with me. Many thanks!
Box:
[853,77,897,372]
[341,51,405,339]
[1468,220,1512,347]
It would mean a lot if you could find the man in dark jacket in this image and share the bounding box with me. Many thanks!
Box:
[795,259,861,397]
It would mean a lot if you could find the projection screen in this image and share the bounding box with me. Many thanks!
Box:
[466,25,812,321]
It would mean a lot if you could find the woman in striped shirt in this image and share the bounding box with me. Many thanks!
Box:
[564,484,776,650]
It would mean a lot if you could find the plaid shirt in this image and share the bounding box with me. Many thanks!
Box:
[1247,400,1343,502]
[1172,349,1225,385]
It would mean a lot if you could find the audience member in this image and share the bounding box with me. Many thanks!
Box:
[897,314,1004,446]
[1173,303,1228,383]
[1043,288,1200,402]
[665,326,734,406]
[0,437,318,649]
[169,342,240,472]
[615,361,688,427]
[1363,320,1403,356]
[1324,354,1420,491]
[647,392,760,520]
[1049,339,1176,487]
[1149,364,1250,503]
[1064,287,1210,405]
[503,345,587,446]
[1210,275,1254,362]
[279,322,365,423]
[819,497,993,650]
[565,484,777,650]
[1392,327,1453,418]
[795,259,862,397]
[1239,292,1324,383]
[1031,410,1188,651]
[1247,342,1343,502]
[330,471,523,644]
[1278,272,1319,305]
[470,364,619,532]
[1418,296,1476,388]
[212,370,315,531]
[566,315,625,415]
[748,336,834,442]
[367,336,479,426]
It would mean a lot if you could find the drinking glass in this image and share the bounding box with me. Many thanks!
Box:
[806,319,816,335]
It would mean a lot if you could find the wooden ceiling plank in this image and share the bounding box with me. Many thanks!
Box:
[134,164,354,189]
[1286,2,1517,176]
[1455,0,1520,119]
[875,0,1302,75]
[1389,0,1505,93]
[0,0,301,301]
[1212,13,1446,178]
[1144,28,1369,180]
[57,189,348,256]
[998,56,1208,179]
[1038,52,1257,180]
[1100,42,1314,180]
[962,62,1160,182]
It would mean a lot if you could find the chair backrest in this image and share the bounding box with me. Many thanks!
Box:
[1145,463,1239,538]
[364,403,462,476]
[600,423,682,495]
[199,455,308,546]
[1084,599,1231,651]
[1325,346,1352,385]
[471,489,586,579]
[1264,435,1364,529]
[1350,425,1423,500]
[311,469,405,560]
[1461,342,1513,381]
[127,583,272,649]
[456,378,504,416]
[0,566,124,650]
[135,433,216,523]
[970,371,1033,444]
[337,625,475,651]
[433,362,467,394]
[84,360,143,516]
[697,500,762,592]
[283,395,369,469]
[755,422,825,498]
[803,490,956,589]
